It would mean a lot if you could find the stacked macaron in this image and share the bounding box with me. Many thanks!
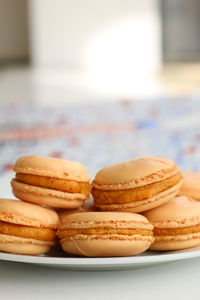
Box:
[2,154,200,257]
[92,157,182,213]
[11,155,91,209]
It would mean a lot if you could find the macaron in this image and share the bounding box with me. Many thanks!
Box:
[143,196,200,251]
[57,211,154,257]
[92,157,182,213]
[179,171,200,201]
[11,155,91,208]
[0,199,59,255]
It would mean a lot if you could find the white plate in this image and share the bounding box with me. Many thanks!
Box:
[1,247,200,271]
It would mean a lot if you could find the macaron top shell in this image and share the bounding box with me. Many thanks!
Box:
[0,199,59,228]
[14,155,90,182]
[60,211,153,230]
[143,196,200,228]
[93,157,179,190]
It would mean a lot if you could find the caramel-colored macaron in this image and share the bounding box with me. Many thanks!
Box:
[11,155,91,209]
[179,171,200,201]
[143,196,200,251]
[92,157,182,213]
[0,199,59,255]
[57,211,154,257]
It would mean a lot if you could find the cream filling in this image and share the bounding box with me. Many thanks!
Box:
[96,182,181,209]
[12,179,88,200]
[154,232,200,242]
[60,221,153,230]
[61,234,154,242]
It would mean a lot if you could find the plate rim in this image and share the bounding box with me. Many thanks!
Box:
[1,248,200,266]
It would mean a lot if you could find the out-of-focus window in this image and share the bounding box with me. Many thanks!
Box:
[0,0,29,63]
[162,0,200,62]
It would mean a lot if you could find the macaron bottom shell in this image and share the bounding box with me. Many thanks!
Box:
[150,233,200,251]
[0,234,54,255]
[12,179,86,208]
[60,235,154,257]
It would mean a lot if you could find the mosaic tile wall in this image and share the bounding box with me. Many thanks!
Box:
[1,97,200,177]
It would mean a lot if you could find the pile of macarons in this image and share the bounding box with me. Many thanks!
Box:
[0,154,200,257]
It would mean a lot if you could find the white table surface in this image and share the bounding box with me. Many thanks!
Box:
[0,258,200,300]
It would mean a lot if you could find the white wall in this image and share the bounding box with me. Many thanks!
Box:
[29,0,160,68]
[28,0,161,98]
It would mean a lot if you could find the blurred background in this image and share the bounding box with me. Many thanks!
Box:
[1,0,200,103]
[1,0,200,194]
